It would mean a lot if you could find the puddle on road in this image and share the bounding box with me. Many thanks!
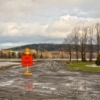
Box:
[0,76,98,95]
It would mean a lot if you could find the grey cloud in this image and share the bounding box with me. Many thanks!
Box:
[0,0,99,18]
[0,15,100,39]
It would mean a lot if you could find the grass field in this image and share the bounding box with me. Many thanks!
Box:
[65,61,100,72]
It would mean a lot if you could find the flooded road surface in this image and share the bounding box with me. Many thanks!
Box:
[0,61,100,100]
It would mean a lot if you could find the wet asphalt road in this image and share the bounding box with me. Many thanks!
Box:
[0,61,100,100]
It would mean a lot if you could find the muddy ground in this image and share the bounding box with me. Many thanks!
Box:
[0,60,100,100]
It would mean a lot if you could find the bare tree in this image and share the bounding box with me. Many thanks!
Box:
[79,27,88,62]
[95,23,100,55]
[72,27,80,61]
[63,34,73,61]
[88,27,94,61]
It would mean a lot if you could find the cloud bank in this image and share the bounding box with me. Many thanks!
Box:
[0,15,100,38]
[0,0,100,48]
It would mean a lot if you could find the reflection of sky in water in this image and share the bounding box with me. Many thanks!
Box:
[0,62,20,67]
[0,80,14,86]
[86,64,100,67]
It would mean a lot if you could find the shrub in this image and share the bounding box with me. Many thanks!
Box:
[95,54,100,65]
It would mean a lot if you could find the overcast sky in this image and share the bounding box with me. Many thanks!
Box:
[0,0,100,48]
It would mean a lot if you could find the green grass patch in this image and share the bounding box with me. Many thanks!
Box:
[65,61,100,72]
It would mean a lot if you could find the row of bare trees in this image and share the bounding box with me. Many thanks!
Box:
[63,23,100,62]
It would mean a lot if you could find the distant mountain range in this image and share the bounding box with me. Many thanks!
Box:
[8,43,65,51]
[7,43,97,52]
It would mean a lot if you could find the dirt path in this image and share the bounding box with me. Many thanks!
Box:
[0,61,100,100]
